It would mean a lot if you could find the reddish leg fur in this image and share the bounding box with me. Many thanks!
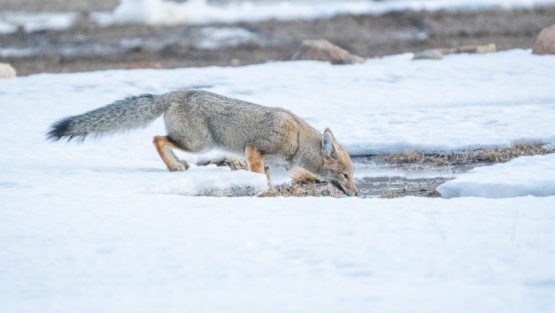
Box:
[245,144,265,173]
[153,135,189,171]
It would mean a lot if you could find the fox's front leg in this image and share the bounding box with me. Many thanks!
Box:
[153,136,190,171]
[264,166,275,192]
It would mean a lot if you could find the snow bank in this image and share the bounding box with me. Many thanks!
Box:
[146,166,269,196]
[438,154,555,198]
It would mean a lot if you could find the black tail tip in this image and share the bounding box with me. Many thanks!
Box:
[46,118,72,141]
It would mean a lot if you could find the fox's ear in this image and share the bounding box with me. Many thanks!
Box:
[322,128,337,159]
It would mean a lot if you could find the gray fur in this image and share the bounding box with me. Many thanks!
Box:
[47,89,321,166]
[161,90,309,157]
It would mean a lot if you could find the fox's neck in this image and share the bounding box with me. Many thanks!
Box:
[293,126,324,176]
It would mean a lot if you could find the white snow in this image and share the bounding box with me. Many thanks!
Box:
[2,0,555,34]
[2,196,555,312]
[146,165,269,196]
[1,49,555,311]
[438,154,555,198]
[95,0,555,26]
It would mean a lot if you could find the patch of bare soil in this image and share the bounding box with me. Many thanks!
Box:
[1,5,554,75]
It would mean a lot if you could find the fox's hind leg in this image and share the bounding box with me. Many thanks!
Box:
[153,136,190,171]
[246,144,274,190]
[245,144,265,174]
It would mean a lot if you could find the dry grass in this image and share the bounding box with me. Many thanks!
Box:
[259,167,341,197]
[258,182,339,197]
[381,143,554,166]
[259,180,346,197]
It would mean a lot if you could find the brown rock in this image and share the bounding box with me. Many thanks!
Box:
[0,63,17,79]
[292,39,365,65]
[533,24,555,55]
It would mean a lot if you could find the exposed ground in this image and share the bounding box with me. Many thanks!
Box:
[1,1,554,75]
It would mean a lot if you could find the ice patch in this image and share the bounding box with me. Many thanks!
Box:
[0,12,77,33]
[197,27,260,50]
[437,154,555,198]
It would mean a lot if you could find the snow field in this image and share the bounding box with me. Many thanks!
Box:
[2,195,555,312]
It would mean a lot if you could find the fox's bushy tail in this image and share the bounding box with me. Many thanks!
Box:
[47,93,171,141]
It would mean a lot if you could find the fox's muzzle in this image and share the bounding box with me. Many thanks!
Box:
[330,180,358,197]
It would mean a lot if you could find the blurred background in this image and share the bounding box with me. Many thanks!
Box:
[1,0,554,75]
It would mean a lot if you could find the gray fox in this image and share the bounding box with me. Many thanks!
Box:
[47,90,357,196]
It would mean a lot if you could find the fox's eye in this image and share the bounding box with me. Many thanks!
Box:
[343,173,349,179]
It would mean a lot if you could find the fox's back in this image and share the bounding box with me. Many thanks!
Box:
[162,90,307,157]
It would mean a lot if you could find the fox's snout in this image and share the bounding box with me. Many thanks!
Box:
[330,179,358,197]
[344,180,358,197]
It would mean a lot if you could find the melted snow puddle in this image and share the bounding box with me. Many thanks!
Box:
[351,158,466,198]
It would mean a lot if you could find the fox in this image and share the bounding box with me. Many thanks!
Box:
[47,89,358,196]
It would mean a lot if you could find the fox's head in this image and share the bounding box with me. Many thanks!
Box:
[320,128,358,197]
